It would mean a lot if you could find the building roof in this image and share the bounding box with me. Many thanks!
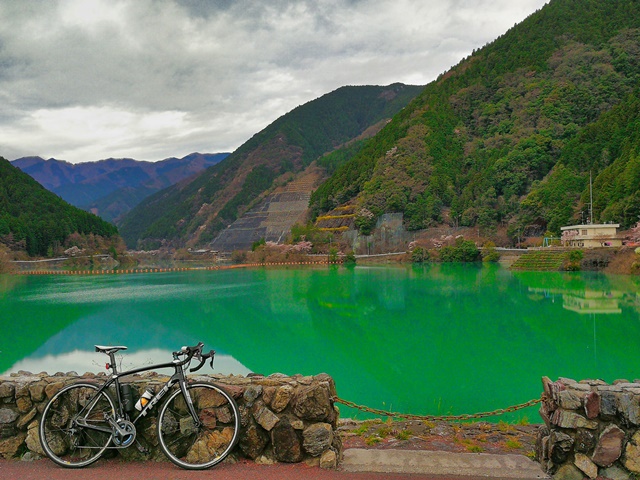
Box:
[560,223,619,231]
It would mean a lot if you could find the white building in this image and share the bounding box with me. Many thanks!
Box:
[560,224,622,248]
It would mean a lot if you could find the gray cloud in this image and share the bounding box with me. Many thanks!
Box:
[0,0,548,163]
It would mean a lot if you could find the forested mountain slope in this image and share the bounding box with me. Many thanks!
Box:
[13,153,228,222]
[311,0,640,239]
[0,158,119,257]
[119,84,422,248]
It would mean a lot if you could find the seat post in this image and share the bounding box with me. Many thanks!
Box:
[109,352,119,374]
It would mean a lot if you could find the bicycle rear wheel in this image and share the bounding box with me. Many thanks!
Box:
[39,383,115,467]
[157,382,240,469]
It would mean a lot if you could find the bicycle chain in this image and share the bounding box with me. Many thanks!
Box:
[332,396,542,421]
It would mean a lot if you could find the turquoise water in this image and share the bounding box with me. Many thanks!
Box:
[1,264,639,422]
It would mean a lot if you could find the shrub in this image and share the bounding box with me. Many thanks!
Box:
[482,241,500,262]
[251,238,266,251]
[440,238,480,262]
[564,249,583,271]
[344,251,357,265]
[231,250,247,264]
[411,246,429,263]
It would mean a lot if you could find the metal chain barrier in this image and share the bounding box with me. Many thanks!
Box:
[332,396,542,422]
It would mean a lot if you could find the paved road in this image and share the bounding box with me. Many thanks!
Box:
[0,452,548,480]
[0,458,492,480]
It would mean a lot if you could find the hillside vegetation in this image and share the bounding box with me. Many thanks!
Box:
[0,158,119,257]
[118,84,422,248]
[311,0,640,240]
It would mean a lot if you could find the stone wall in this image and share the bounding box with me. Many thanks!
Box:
[0,371,341,468]
[538,377,640,479]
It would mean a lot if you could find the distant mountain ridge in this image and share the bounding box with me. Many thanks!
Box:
[12,153,228,222]
[118,83,423,249]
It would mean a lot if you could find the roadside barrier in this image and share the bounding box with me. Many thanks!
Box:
[332,396,542,421]
[15,260,343,275]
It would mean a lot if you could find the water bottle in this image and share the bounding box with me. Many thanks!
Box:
[120,384,135,412]
[135,389,154,411]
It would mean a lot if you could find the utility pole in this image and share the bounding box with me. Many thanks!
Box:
[589,171,594,224]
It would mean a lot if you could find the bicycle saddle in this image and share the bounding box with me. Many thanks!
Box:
[95,345,128,354]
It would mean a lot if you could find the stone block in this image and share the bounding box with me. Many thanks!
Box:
[549,431,574,464]
[44,382,64,399]
[584,390,600,419]
[25,421,44,456]
[254,405,280,431]
[243,385,263,406]
[0,408,19,426]
[574,452,598,479]
[28,383,46,402]
[238,421,269,459]
[559,389,582,410]
[15,384,30,398]
[16,408,37,430]
[601,391,619,416]
[601,465,633,480]
[320,449,337,469]
[0,432,27,459]
[552,409,598,429]
[592,425,625,467]
[293,384,334,422]
[16,396,33,413]
[574,429,596,453]
[618,393,640,426]
[272,385,293,413]
[624,430,640,474]
[302,423,333,457]
[271,418,303,463]
[0,383,15,399]
[553,463,586,480]
[262,386,276,405]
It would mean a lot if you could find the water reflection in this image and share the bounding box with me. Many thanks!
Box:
[526,286,624,314]
[1,266,639,422]
[9,349,250,377]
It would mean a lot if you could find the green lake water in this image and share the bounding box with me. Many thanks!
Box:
[1,264,639,422]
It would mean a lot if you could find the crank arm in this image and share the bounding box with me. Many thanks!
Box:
[74,417,113,435]
[105,416,132,437]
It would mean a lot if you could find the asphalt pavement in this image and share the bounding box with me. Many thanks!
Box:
[0,449,549,480]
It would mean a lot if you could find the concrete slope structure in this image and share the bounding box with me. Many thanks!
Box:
[210,167,323,252]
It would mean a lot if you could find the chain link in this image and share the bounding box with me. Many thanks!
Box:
[332,396,542,422]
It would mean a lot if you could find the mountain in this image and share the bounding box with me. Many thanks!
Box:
[311,0,640,240]
[118,83,423,248]
[12,153,228,222]
[0,158,119,257]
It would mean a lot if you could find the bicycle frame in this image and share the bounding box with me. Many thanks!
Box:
[78,352,200,438]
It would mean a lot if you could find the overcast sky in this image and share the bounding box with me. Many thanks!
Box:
[0,0,549,164]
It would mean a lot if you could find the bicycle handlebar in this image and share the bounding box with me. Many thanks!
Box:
[173,342,216,371]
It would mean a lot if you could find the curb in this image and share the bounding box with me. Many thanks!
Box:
[341,449,549,478]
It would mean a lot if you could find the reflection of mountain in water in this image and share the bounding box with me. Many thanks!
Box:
[2,267,640,421]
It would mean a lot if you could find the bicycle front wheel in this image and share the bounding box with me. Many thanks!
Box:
[39,383,115,468]
[157,382,240,469]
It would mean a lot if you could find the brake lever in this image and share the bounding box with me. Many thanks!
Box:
[190,355,206,372]
[207,350,215,369]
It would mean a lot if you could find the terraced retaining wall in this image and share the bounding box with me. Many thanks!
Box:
[538,377,640,479]
[0,372,341,468]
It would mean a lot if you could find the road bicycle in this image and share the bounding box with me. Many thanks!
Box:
[39,342,240,470]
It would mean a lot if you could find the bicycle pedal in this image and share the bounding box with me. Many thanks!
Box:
[135,443,150,455]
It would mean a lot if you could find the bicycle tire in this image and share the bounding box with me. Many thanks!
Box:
[39,382,115,468]
[157,382,240,469]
